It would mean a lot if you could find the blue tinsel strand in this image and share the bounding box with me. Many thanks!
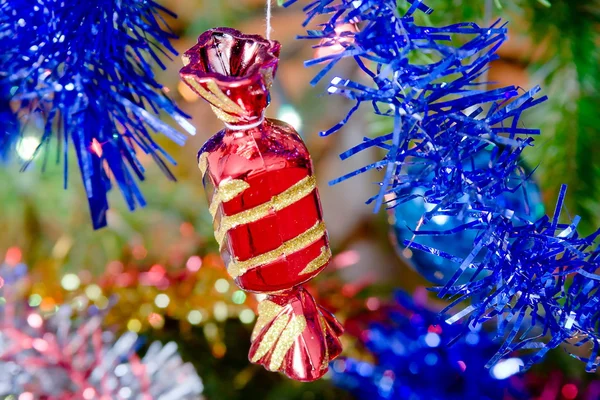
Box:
[0,98,18,161]
[284,0,546,217]
[0,0,195,229]
[331,291,527,400]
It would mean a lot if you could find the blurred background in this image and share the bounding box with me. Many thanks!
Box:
[1,0,599,399]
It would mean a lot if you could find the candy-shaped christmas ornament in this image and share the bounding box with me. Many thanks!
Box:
[180,28,343,381]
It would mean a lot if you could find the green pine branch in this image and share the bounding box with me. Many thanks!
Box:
[524,0,600,233]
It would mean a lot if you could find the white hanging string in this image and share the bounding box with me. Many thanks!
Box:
[266,0,273,40]
[224,112,266,131]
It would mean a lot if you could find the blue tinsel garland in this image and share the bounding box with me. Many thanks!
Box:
[331,291,527,400]
[285,0,545,213]
[0,0,194,228]
[406,186,600,372]
[285,0,600,372]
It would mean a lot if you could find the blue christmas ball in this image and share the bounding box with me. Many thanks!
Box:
[389,155,545,285]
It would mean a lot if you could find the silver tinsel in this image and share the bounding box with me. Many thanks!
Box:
[0,262,203,400]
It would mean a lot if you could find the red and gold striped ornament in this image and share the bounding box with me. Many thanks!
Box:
[180,27,343,382]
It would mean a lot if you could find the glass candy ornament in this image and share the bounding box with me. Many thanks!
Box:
[180,28,343,382]
[389,152,545,285]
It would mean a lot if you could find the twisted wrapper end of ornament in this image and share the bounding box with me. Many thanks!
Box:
[179,27,281,125]
[249,287,343,382]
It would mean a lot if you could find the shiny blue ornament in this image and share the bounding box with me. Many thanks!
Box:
[0,0,195,229]
[390,152,545,285]
[331,291,527,400]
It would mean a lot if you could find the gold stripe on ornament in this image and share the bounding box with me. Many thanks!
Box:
[215,202,271,245]
[318,314,330,371]
[214,175,317,248]
[206,80,247,116]
[252,300,284,341]
[227,221,326,279]
[263,68,275,89]
[211,106,239,123]
[299,246,332,275]
[183,77,220,106]
[251,313,290,363]
[198,152,209,176]
[208,179,251,218]
[183,77,244,116]
[181,55,191,66]
[219,179,252,202]
[269,315,307,371]
[208,200,219,219]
